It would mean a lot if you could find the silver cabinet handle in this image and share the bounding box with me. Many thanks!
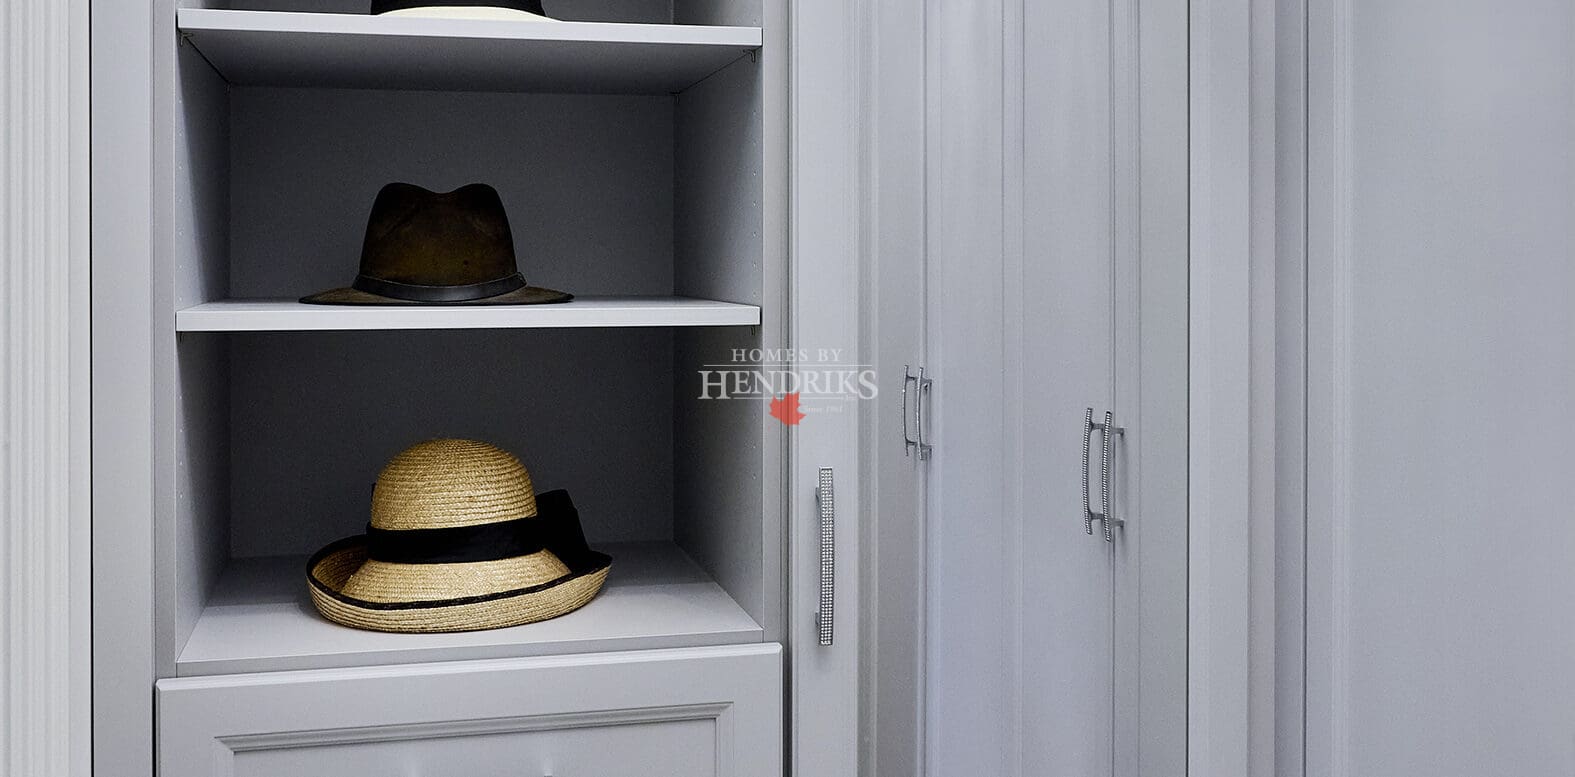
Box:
[902,366,919,456]
[815,467,835,646]
[1099,410,1124,542]
[1082,408,1125,541]
[914,368,933,460]
[1082,408,1096,534]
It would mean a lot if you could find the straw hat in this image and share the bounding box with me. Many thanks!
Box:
[372,0,557,22]
[307,439,611,633]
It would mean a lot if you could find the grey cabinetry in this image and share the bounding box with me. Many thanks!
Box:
[93,0,860,774]
[872,0,1188,774]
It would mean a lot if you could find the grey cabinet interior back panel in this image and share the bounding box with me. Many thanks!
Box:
[228,87,676,299]
[226,328,678,555]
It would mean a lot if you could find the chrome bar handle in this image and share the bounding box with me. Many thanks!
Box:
[1100,411,1122,541]
[1082,408,1096,534]
[1084,409,1126,540]
[901,367,919,456]
[815,467,835,646]
[915,368,934,460]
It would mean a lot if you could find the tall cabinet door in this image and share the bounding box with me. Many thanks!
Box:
[911,0,1189,775]
[1018,0,1119,770]
[921,0,1124,772]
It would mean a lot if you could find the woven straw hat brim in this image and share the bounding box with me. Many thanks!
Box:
[307,537,612,633]
[381,6,557,21]
[300,285,572,306]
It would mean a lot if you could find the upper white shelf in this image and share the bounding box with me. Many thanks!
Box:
[176,296,761,332]
[177,9,763,94]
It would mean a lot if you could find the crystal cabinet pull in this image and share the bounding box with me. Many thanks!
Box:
[1099,410,1124,542]
[1083,408,1125,541]
[815,467,836,646]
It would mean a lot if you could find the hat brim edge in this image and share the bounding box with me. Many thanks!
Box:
[380,6,557,22]
[307,535,612,612]
[299,285,574,306]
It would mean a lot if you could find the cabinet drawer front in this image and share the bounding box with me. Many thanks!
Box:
[157,644,781,777]
[228,714,716,777]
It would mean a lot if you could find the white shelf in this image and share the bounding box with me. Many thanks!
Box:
[176,541,763,677]
[177,9,762,94]
[176,296,761,332]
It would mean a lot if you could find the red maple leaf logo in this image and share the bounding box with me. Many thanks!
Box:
[769,393,806,426]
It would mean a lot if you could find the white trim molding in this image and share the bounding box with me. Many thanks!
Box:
[1303,0,1352,774]
[1188,0,1254,774]
[1,0,92,775]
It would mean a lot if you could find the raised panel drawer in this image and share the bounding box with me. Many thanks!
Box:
[156,643,781,777]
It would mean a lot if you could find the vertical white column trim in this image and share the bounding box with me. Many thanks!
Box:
[1,0,91,774]
[1304,0,1352,773]
[787,0,865,773]
[1189,0,1253,773]
[1001,0,1026,773]
[1323,15,1353,776]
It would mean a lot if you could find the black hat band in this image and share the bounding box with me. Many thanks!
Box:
[351,272,526,303]
[363,489,597,565]
[366,517,543,564]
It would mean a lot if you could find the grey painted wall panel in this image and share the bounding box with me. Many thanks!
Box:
[1307,2,1575,774]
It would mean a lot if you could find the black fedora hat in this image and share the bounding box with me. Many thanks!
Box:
[302,182,571,306]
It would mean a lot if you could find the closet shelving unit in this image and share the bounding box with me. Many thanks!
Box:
[158,2,784,684]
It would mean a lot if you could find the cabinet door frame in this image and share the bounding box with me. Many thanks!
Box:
[1188,0,1261,774]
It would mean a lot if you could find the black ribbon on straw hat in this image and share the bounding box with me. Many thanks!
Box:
[364,490,596,566]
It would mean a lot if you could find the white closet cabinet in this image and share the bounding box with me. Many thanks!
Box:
[91,1,861,775]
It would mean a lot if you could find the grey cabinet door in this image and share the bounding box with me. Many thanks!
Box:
[157,644,782,777]
[911,1,1188,776]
